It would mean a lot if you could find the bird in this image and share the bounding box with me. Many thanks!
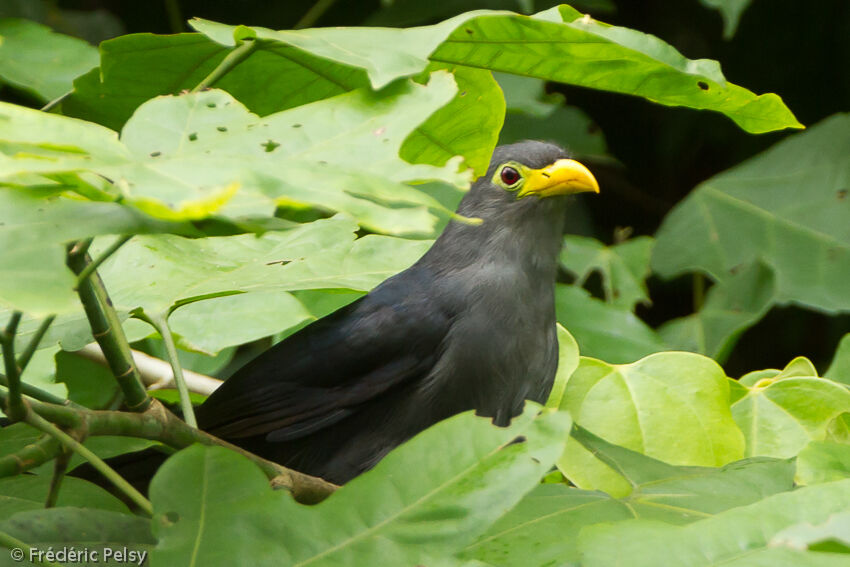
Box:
[194,141,599,484]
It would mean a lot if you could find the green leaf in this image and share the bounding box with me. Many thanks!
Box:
[55,350,119,409]
[555,284,667,364]
[97,216,431,324]
[0,507,154,562]
[771,512,850,554]
[653,114,850,313]
[0,19,98,101]
[555,351,745,494]
[194,8,800,134]
[560,235,653,310]
[699,0,753,39]
[659,261,776,361]
[150,405,570,566]
[578,480,850,567]
[826,334,850,385]
[464,430,793,566]
[545,323,580,409]
[0,475,129,515]
[731,372,850,459]
[796,441,850,485]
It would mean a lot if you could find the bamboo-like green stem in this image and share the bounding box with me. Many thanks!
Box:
[0,434,60,477]
[67,244,150,412]
[294,0,338,29]
[0,373,82,407]
[74,236,131,288]
[149,313,197,427]
[0,530,62,567]
[25,410,153,515]
[191,39,257,93]
[1,311,25,421]
[45,451,70,508]
[15,315,55,373]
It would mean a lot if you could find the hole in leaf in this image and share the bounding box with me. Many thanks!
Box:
[207,102,216,108]
[838,189,848,200]
[217,126,227,132]
[459,91,467,97]
[698,81,709,90]
[188,132,198,141]
[165,511,179,524]
[292,123,302,128]
[150,151,161,157]
[262,139,280,152]
[465,28,473,34]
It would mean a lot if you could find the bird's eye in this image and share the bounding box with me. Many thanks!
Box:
[500,166,521,186]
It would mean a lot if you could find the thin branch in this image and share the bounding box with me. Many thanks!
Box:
[0,434,60,477]
[0,372,77,407]
[74,236,132,288]
[1,311,25,420]
[76,344,222,396]
[45,450,71,508]
[66,244,151,412]
[148,313,197,427]
[294,0,338,29]
[191,39,257,93]
[25,409,153,515]
[164,0,184,33]
[0,530,62,567]
[16,315,55,373]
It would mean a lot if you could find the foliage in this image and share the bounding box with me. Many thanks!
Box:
[0,2,847,567]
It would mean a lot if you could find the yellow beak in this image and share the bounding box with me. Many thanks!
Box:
[517,159,600,198]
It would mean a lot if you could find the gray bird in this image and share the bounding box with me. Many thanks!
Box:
[196,141,599,484]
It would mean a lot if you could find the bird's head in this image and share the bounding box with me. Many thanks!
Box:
[455,140,599,225]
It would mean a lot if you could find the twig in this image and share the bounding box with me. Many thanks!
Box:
[25,409,153,515]
[0,372,80,407]
[164,0,184,33]
[15,315,56,373]
[66,244,151,412]
[74,236,131,288]
[76,344,222,396]
[191,39,257,93]
[1,311,25,420]
[294,0,338,29]
[147,314,197,427]
[45,451,71,508]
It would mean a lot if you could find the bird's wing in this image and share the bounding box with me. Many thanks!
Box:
[195,273,450,441]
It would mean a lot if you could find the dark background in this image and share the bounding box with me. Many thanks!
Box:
[7,0,849,374]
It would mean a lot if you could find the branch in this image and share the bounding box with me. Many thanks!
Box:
[25,408,153,515]
[66,243,151,411]
[0,434,60,477]
[74,236,131,288]
[76,344,222,396]
[45,450,71,508]
[0,530,62,567]
[1,311,25,420]
[16,314,55,372]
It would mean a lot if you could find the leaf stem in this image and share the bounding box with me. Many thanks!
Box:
[0,372,70,407]
[148,313,197,427]
[191,39,257,93]
[15,314,55,373]
[74,236,131,288]
[45,451,70,508]
[25,409,153,515]
[67,244,151,412]
[294,0,338,29]
[1,311,25,420]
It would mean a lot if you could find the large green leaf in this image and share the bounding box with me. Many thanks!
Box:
[4,76,469,235]
[555,284,667,364]
[463,429,793,566]
[0,475,129,515]
[560,235,653,311]
[796,441,850,486]
[653,114,850,313]
[554,351,745,494]
[731,368,850,459]
[194,7,799,134]
[659,261,776,361]
[149,405,570,566]
[578,480,850,567]
[0,508,153,565]
[0,18,98,101]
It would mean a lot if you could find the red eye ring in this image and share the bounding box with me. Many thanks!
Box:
[500,166,520,186]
